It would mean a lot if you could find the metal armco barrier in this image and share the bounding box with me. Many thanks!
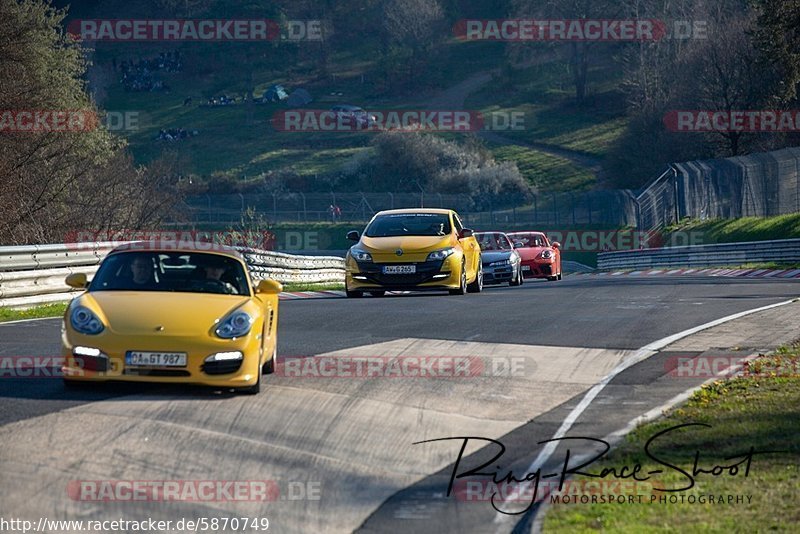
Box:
[597,239,800,270]
[0,242,346,309]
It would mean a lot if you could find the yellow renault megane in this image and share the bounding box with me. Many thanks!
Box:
[61,242,282,394]
[344,208,483,297]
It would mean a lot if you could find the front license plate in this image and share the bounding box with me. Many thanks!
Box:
[383,265,416,274]
[126,351,187,367]
[522,265,531,271]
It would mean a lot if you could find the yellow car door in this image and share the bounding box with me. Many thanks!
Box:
[453,211,479,281]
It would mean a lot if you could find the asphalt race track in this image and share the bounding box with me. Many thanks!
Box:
[1,274,799,533]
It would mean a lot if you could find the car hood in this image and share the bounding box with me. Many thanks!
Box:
[481,251,514,263]
[79,291,251,337]
[359,235,453,251]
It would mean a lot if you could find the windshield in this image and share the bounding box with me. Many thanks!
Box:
[476,233,512,251]
[509,233,547,248]
[365,213,452,237]
[89,251,251,296]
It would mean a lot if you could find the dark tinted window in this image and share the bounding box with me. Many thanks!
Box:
[90,252,250,296]
[365,213,452,237]
[476,232,512,251]
[452,213,464,234]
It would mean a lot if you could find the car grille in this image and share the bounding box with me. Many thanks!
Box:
[74,354,109,372]
[201,360,243,375]
[123,368,191,377]
[523,264,552,276]
[355,260,445,286]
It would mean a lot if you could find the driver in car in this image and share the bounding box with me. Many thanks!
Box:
[197,256,237,294]
[128,255,159,289]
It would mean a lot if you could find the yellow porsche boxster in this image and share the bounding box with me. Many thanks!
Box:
[344,208,483,297]
[61,242,282,394]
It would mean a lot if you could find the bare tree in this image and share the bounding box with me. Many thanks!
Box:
[673,14,773,155]
[382,0,445,80]
[0,0,181,244]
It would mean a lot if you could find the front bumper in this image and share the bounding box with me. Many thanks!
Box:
[346,256,461,291]
[61,332,265,387]
[521,259,555,278]
[482,265,514,284]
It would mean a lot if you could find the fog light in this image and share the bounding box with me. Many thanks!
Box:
[205,351,243,363]
[72,346,109,372]
[353,275,368,280]
[73,346,102,357]
[432,274,449,279]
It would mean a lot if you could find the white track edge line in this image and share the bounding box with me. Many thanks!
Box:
[493,297,798,531]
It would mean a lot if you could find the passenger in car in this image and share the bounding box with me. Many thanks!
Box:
[128,255,160,289]
[195,256,238,294]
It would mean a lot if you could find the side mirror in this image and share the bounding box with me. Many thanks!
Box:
[551,242,561,249]
[346,230,360,241]
[459,228,474,238]
[65,273,88,289]
[255,279,283,295]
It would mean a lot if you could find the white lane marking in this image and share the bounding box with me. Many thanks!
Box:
[493,297,798,530]
[530,352,764,534]
[0,316,62,326]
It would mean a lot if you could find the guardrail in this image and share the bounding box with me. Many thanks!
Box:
[597,239,800,270]
[0,242,346,309]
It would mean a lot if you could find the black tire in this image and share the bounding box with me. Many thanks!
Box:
[345,287,363,298]
[449,261,467,295]
[467,260,483,293]
[262,346,277,374]
[557,273,563,280]
[368,291,386,297]
[547,275,557,281]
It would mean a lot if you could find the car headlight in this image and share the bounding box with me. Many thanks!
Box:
[539,250,553,259]
[351,248,373,262]
[215,311,253,339]
[70,305,104,335]
[427,248,455,261]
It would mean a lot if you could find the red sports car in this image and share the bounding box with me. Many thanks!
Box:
[507,231,562,281]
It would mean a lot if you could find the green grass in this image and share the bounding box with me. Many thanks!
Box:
[113,84,374,178]
[0,302,67,322]
[492,144,595,191]
[281,282,344,292]
[544,346,800,533]
[98,36,629,190]
[100,36,516,179]
[466,58,629,160]
[667,213,800,245]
